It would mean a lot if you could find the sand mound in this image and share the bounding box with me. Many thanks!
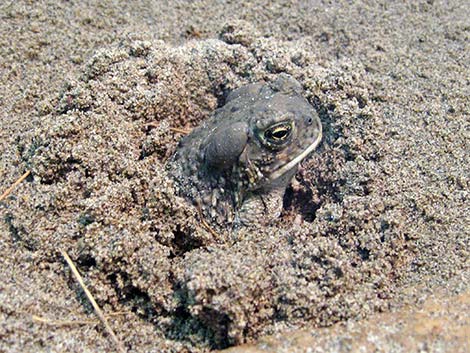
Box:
[2,25,426,349]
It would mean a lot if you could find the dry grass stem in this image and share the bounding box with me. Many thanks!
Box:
[32,312,129,327]
[195,203,221,239]
[61,250,126,353]
[145,122,159,128]
[32,315,98,327]
[169,127,191,135]
[145,123,190,134]
[0,170,31,201]
[201,217,221,239]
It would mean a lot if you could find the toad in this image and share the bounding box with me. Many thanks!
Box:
[168,74,322,228]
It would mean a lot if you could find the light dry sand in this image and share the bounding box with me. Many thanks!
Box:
[0,1,469,352]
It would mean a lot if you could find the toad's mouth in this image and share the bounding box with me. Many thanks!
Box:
[268,126,322,181]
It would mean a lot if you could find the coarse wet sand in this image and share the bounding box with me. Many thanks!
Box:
[0,1,469,352]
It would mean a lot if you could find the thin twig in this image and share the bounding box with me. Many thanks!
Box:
[0,170,31,201]
[61,250,126,353]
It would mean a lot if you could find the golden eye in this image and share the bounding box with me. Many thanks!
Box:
[264,122,292,143]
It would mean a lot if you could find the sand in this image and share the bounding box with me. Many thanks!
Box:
[0,1,469,352]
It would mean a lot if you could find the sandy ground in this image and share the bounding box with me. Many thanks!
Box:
[0,1,469,352]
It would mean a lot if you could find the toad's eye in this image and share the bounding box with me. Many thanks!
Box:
[264,122,293,144]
